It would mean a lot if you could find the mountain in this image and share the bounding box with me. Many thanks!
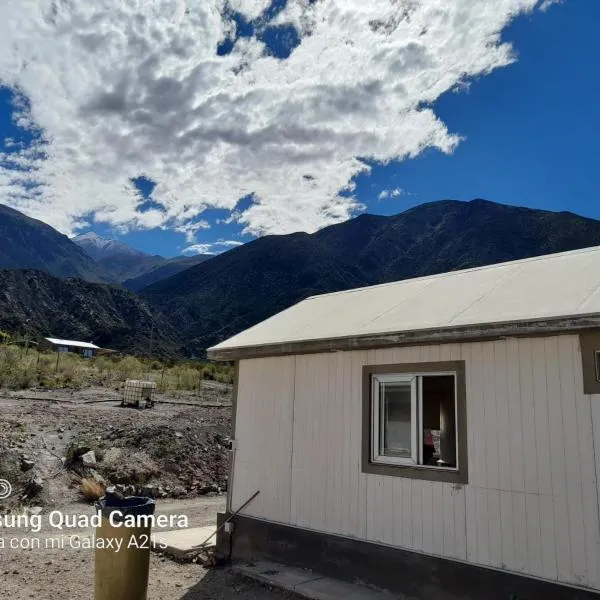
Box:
[72,231,145,261]
[0,204,110,283]
[0,269,178,356]
[73,232,167,282]
[74,232,211,285]
[123,255,211,291]
[143,199,600,354]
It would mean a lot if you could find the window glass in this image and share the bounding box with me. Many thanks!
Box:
[372,372,457,470]
[380,381,413,459]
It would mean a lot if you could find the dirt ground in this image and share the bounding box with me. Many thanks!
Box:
[0,385,297,599]
[0,383,233,509]
[0,496,297,599]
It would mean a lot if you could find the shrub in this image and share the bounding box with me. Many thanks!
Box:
[80,478,105,502]
[116,356,144,379]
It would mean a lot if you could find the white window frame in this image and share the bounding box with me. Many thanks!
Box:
[371,371,458,471]
[372,374,417,466]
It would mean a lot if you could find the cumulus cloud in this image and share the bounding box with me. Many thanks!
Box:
[0,0,549,238]
[378,187,404,200]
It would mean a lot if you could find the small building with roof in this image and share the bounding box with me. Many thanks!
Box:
[209,245,600,600]
[43,337,100,359]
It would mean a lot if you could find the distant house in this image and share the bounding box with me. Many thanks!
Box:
[209,245,600,600]
[43,337,100,359]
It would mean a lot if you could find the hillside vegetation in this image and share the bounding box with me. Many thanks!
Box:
[0,343,233,391]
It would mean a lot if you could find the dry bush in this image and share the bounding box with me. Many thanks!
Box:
[116,356,144,379]
[171,366,201,390]
[80,478,105,502]
[0,342,234,392]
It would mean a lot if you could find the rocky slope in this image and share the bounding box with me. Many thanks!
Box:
[0,269,177,355]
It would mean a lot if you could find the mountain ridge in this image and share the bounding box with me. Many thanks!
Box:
[142,199,600,354]
[0,204,112,283]
[73,230,211,284]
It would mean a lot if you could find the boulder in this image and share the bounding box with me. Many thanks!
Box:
[80,450,97,467]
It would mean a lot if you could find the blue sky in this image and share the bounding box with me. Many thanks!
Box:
[363,1,600,222]
[0,1,598,258]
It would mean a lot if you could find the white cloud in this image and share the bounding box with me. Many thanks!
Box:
[183,244,216,255]
[0,0,550,237]
[228,0,274,20]
[378,187,404,200]
[174,220,211,243]
[539,0,562,11]
[183,238,244,255]
[216,239,244,247]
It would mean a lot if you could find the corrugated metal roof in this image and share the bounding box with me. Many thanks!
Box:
[209,245,600,355]
[45,338,100,349]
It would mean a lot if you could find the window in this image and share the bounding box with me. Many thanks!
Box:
[362,361,467,484]
[579,331,600,394]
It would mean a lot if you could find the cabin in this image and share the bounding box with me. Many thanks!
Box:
[43,337,100,359]
[208,245,600,600]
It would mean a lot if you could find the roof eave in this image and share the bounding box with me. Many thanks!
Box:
[207,314,600,361]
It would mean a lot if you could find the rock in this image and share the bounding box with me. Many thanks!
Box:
[174,432,183,439]
[57,427,65,433]
[29,506,43,516]
[80,450,97,467]
[170,485,186,498]
[140,484,158,498]
[20,457,35,472]
[115,484,136,496]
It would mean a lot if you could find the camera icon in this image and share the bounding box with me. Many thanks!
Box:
[0,479,12,499]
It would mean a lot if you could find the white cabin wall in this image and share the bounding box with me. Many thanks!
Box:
[231,355,295,523]
[233,334,600,591]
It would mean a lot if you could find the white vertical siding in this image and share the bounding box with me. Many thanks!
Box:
[231,356,295,522]
[234,334,600,591]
